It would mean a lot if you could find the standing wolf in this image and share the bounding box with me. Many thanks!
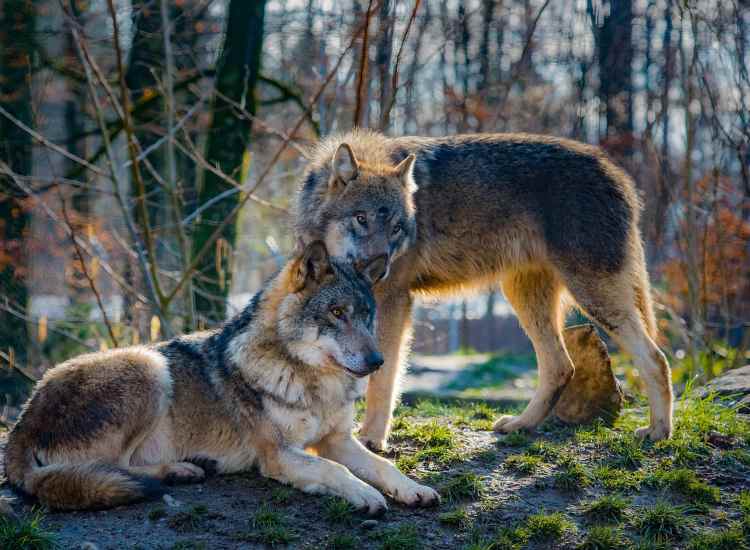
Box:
[5,241,438,512]
[295,130,673,451]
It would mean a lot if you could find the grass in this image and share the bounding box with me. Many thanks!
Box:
[393,419,463,466]
[323,497,355,524]
[373,524,421,550]
[504,454,544,475]
[497,432,530,447]
[650,467,720,505]
[167,505,209,532]
[686,526,747,550]
[578,525,629,550]
[524,512,575,542]
[148,507,168,521]
[250,506,297,546]
[583,495,629,524]
[438,507,471,529]
[554,458,591,492]
[327,533,358,550]
[440,472,485,502]
[0,511,57,550]
[633,500,688,542]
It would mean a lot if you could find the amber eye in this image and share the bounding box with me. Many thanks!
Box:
[330,306,344,319]
[355,213,367,226]
[392,223,402,236]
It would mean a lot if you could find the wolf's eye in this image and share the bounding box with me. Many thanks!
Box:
[392,224,402,236]
[355,213,367,226]
[330,306,344,319]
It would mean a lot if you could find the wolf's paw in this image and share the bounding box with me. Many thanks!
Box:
[345,483,388,516]
[359,434,388,453]
[393,481,440,508]
[634,423,672,441]
[492,415,533,434]
[163,462,206,485]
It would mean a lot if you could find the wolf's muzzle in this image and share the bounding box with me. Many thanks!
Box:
[364,351,384,372]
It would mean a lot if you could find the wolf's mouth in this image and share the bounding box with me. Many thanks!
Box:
[326,354,370,378]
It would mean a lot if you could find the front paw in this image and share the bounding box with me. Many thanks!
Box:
[344,482,388,516]
[359,434,389,453]
[162,462,206,485]
[393,481,440,508]
[635,422,672,441]
[492,414,531,434]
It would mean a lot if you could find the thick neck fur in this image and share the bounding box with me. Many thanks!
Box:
[219,266,364,410]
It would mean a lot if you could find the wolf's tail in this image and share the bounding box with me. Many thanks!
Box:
[7,450,162,510]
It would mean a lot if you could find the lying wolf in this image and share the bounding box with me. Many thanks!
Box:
[5,241,439,513]
[295,130,673,451]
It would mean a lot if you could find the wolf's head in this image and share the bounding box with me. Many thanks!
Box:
[277,241,383,378]
[299,143,417,284]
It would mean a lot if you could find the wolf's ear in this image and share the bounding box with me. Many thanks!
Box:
[394,154,417,188]
[331,143,359,187]
[292,240,333,291]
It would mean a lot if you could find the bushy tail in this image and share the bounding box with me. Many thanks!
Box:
[15,461,163,511]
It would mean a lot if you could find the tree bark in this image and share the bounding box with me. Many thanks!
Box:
[0,0,35,399]
[191,0,267,325]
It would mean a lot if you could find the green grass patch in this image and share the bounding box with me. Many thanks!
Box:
[373,524,421,550]
[686,526,746,550]
[524,512,575,542]
[525,440,563,461]
[327,533,358,550]
[578,525,628,550]
[441,472,485,502]
[0,511,57,550]
[323,497,354,524]
[605,435,645,469]
[504,454,545,475]
[497,432,530,448]
[592,465,644,492]
[167,505,209,532]
[250,505,297,546]
[633,500,688,542]
[738,490,750,515]
[270,486,295,505]
[650,468,720,505]
[583,495,629,524]
[438,507,471,529]
[554,457,591,492]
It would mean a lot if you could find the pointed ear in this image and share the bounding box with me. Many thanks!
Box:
[331,143,359,187]
[394,154,416,185]
[292,240,332,291]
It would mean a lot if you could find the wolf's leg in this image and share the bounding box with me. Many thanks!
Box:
[259,447,388,515]
[563,271,673,440]
[126,463,206,485]
[494,267,574,433]
[359,286,413,452]
[315,432,439,507]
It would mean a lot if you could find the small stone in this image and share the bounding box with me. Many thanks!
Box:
[79,543,99,550]
[163,494,182,508]
[360,519,380,530]
[554,324,624,425]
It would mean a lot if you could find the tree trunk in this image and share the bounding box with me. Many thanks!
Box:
[591,0,633,157]
[191,0,267,325]
[0,0,35,401]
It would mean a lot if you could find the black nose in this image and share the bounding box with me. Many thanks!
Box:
[365,351,384,370]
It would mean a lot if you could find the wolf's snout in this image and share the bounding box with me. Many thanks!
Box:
[364,351,384,371]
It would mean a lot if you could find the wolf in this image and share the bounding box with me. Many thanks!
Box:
[295,130,674,451]
[4,241,439,512]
